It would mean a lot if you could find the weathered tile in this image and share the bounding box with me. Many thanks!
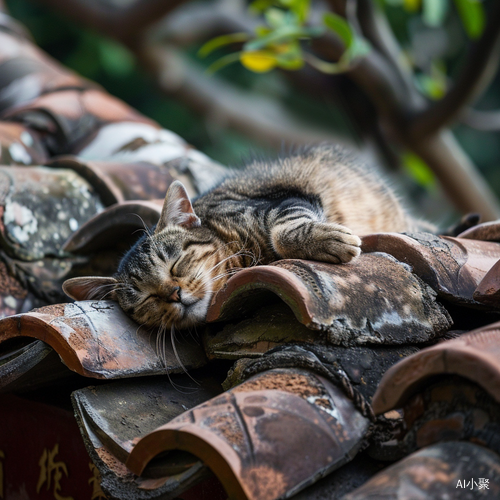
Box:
[361,232,500,305]
[399,376,500,457]
[4,89,156,155]
[0,339,73,392]
[0,122,47,165]
[62,200,162,254]
[204,303,319,360]
[0,165,104,260]
[458,220,500,242]
[50,156,177,205]
[127,368,370,500]
[0,300,207,378]
[72,374,221,466]
[208,253,452,346]
[72,393,212,500]
[290,452,386,500]
[0,27,90,115]
[474,259,500,307]
[223,344,419,405]
[372,321,500,414]
[342,442,500,499]
[75,122,228,194]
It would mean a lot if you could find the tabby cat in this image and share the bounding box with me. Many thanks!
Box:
[63,145,427,330]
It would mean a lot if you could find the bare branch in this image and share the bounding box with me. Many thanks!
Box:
[461,108,500,131]
[410,130,500,221]
[34,0,191,43]
[410,1,500,140]
[141,43,349,149]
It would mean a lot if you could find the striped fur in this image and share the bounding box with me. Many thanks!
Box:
[65,145,428,330]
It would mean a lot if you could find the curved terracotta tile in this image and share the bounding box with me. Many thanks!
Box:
[72,374,221,470]
[371,321,500,414]
[127,368,370,500]
[0,340,72,392]
[49,156,176,206]
[207,253,452,346]
[4,89,156,155]
[0,122,47,165]
[75,122,228,195]
[361,232,500,304]
[458,220,500,241]
[73,394,211,500]
[474,259,500,307]
[63,200,162,254]
[0,29,91,115]
[342,441,500,499]
[399,376,500,456]
[0,300,206,378]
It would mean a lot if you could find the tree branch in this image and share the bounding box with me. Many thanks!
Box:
[410,130,500,220]
[33,0,190,44]
[140,43,349,149]
[409,1,500,140]
[461,108,500,131]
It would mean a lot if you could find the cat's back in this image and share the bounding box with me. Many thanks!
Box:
[214,145,412,235]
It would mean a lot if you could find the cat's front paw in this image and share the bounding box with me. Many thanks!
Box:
[311,223,361,264]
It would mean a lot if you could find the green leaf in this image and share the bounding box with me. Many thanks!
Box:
[423,0,449,27]
[453,0,485,39]
[323,12,353,48]
[245,25,323,51]
[403,152,436,188]
[346,37,371,59]
[199,33,250,58]
[205,52,243,74]
[265,8,287,28]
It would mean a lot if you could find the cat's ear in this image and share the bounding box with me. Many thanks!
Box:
[62,277,118,301]
[155,180,201,234]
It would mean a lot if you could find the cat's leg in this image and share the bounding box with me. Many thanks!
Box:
[270,206,361,264]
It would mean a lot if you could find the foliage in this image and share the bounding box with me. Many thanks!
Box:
[200,0,370,75]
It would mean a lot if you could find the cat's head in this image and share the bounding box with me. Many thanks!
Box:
[63,181,227,330]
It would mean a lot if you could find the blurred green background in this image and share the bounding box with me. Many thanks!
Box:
[5,0,500,223]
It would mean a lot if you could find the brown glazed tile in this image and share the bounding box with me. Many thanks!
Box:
[0,122,48,165]
[126,368,370,500]
[49,156,176,206]
[62,200,162,254]
[473,259,500,307]
[4,89,157,155]
[0,165,104,260]
[0,300,206,378]
[341,441,500,499]
[371,321,500,414]
[458,220,500,242]
[361,232,500,304]
[207,253,452,346]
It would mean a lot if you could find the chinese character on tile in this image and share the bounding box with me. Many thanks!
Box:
[478,478,490,490]
[36,444,74,500]
[88,463,107,500]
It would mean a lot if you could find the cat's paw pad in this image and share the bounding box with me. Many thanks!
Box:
[313,224,361,264]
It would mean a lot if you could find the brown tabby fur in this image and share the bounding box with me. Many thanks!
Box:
[63,145,428,330]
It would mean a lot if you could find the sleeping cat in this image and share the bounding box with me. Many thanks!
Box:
[63,145,427,330]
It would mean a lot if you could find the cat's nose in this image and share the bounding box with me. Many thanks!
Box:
[168,286,181,302]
